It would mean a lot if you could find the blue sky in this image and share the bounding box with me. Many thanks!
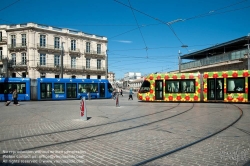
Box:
[1,0,250,79]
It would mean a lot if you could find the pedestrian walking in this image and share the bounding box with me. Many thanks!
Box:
[120,89,123,97]
[12,89,20,106]
[128,88,133,100]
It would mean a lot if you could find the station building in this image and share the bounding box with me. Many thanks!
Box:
[179,35,250,73]
[0,23,108,79]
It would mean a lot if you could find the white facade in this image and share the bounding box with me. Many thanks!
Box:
[0,23,108,79]
[124,72,141,81]
[108,72,115,84]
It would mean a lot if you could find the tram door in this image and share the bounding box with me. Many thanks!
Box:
[155,80,163,100]
[207,78,224,100]
[66,83,77,98]
[100,83,105,98]
[40,83,52,99]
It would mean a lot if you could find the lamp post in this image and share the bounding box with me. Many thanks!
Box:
[106,49,108,79]
[61,42,64,78]
[178,50,182,73]
[248,38,250,70]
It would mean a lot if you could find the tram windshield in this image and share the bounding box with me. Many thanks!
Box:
[139,81,150,93]
[108,83,113,93]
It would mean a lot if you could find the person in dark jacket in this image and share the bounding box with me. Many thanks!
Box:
[120,89,123,97]
[12,89,19,106]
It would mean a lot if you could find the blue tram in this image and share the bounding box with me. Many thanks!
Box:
[0,77,31,101]
[36,78,113,100]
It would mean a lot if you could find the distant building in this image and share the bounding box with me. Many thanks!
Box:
[123,72,141,88]
[177,35,250,73]
[129,77,144,92]
[108,71,115,85]
[0,23,108,79]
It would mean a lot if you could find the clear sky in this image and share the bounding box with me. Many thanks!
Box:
[1,0,250,79]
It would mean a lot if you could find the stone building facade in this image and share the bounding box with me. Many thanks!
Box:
[0,23,108,79]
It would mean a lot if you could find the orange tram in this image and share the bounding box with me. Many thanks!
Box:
[137,70,250,103]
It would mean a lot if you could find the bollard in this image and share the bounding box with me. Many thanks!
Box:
[88,92,91,100]
[116,93,120,107]
[80,97,87,121]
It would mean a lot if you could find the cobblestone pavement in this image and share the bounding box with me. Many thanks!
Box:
[0,94,249,166]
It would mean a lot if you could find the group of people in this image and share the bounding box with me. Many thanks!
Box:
[112,88,134,100]
[5,88,20,106]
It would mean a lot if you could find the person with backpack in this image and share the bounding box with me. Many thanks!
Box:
[128,88,133,100]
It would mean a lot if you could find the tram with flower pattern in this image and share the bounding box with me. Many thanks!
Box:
[137,70,250,102]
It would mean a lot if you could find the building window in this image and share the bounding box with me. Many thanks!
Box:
[97,59,101,69]
[21,53,26,65]
[41,72,46,78]
[86,42,90,53]
[87,75,90,79]
[86,58,90,69]
[11,53,16,65]
[0,47,2,60]
[40,35,46,47]
[97,75,101,79]
[22,72,26,78]
[11,35,16,47]
[54,37,60,49]
[72,75,76,79]
[55,75,60,78]
[54,55,60,67]
[12,73,16,78]
[40,54,46,65]
[71,40,76,51]
[22,34,26,46]
[97,44,101,54]
[0,32,2,41]
[71,57,76,68]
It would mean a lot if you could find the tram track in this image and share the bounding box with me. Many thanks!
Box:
[0,103,194,155]
[133,104,244,166]
[0,103,180,143]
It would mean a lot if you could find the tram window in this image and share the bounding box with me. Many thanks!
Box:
[0,83,5,94]
[166,80,180,93]
[79,83,98,93]
[166,80,195,93]
[227,78,245,93]
[0,83,26,94]
[139,81,150,93]
[181,80,195,93]
[54,83,65,93]
[108,83,113,93]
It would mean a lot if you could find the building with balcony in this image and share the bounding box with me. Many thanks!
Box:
[0,23,108,79]
[108,71,115,85]
[178,35,250,73]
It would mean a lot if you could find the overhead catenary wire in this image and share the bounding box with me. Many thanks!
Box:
[114,0,187,48]
[127,0,149,59]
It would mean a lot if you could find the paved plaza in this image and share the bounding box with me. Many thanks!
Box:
[0,93,250,166]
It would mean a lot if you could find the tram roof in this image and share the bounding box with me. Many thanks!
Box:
[181,35,250,60]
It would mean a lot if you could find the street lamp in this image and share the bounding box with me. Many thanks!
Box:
[178,50,182,73]
[178,45,188,73]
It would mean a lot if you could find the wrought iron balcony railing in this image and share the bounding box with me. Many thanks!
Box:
[0,37,7,44]
[84,50,106,56]
[37,44,62,52]
[8,44,27,49]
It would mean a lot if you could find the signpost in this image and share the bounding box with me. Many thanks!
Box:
[80,97,87,121]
